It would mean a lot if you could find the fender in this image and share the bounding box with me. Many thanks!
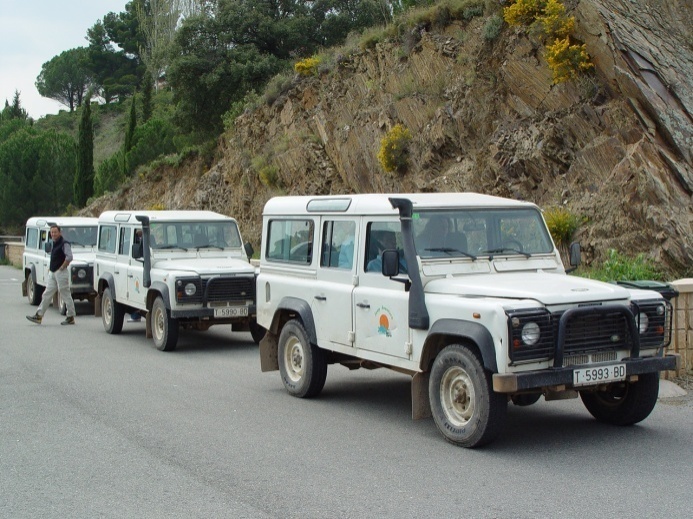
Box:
[147,281,170,310]
[98,272,117,299]
[272,296,317,344]
[426,318,498,372]
[22,264,38,296]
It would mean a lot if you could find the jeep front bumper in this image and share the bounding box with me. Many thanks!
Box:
[492,354,681,393]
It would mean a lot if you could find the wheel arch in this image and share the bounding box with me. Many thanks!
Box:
[421,319,498,373]
[147,281,170,311]
[267,296,317,344]
[97,273,117,298]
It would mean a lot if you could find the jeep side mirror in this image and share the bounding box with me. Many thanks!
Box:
[566,241,581,273]
[244,242,255,260]
[132,241,143,259]
[381,250,400,277]
[44,241,53,253]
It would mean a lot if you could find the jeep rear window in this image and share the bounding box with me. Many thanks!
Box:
[412,208,553,258]
[266,219,314,264]
[98,225,118,253]
[25,227,38,249]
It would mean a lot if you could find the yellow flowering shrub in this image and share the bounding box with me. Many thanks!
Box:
[546,37,594,83]
[377,124,412,173]
[294,56,321,77]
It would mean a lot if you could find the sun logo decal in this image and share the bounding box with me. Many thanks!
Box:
[375,306,394,337]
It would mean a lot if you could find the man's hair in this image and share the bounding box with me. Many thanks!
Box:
[50,225,61,232]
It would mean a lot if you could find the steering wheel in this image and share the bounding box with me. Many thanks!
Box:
[503,239,524,252]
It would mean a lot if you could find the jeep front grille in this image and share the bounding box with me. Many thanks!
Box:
[202,276,255,303]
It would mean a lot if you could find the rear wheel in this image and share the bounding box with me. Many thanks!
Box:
[429,345,507,448]
[27,275,43,305]
[278,320,327,398]
[102,287,124,334]
[151,296,178,351]
[580,373,660,425]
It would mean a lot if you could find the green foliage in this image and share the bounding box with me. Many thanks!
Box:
[141,76,153,122]
[35,48,93,112]
[579,249,666,282]
[74,101,94,207]
[223,90,261,131]
[252,155,280,187]
[483,14,504,41]
[94,151,125,195]
[124,94,137,155]
[543,206,582,247]
[377,124,412,173]
[125,118,178,174]
[262,71,295,106]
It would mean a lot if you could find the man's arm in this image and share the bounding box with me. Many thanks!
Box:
[60,242,73,270]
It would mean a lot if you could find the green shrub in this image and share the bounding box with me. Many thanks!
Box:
[125,118,177,174]
[377,124,413,173]
[543,206,582,247]
[579,249,666,282]
[483,14,504,41]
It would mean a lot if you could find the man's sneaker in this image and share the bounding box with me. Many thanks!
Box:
[26,313,42,324]
[61,316,75,326]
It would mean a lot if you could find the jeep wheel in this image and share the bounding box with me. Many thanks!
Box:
[278,320,327,398]
[580,373,659,425]
[102,287,124,334]
[152,296,178,351]
[248,318,266,345]
[27,275,43,305]
[429,345,507,448]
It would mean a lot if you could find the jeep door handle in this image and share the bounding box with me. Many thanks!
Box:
[128,274,134,278]
[314,295,326,301]
[356,302,370,309]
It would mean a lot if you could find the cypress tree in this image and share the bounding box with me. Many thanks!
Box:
[74,99,94,207]
[125,93,137,154]
[141,77,153,123]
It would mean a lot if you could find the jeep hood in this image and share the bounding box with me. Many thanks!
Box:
[151,257,254,275]
[424,272,631,306]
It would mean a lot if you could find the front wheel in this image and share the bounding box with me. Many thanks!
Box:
[429,345,507,448]
[580,373,660,425]
[102,287,124,334]
[27,275,43,305]
[151,296,178,351]
[278,320,327,398]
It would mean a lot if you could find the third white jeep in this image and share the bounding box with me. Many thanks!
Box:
[94,210,263,351]
[257,193,679,447]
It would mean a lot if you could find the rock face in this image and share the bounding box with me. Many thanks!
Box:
[83,0,693,275]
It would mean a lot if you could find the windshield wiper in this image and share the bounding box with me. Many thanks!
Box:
[481,248,531,258]
[425,247,477,260]
[157,245,189,251]
[195,244,224,251]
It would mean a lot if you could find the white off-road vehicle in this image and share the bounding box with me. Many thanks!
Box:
[257,193,679,447]
[94,210,264,351]
[22,216,98,313]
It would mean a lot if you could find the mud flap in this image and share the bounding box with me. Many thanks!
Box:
[21,279,27,297]
[259,332,279,372]
[94,293,102,317]
[412,371,431,420]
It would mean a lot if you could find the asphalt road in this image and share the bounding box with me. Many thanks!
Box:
[1,265,691,518]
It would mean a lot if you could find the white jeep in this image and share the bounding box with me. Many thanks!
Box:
[22,216,98,313]
[94,210,264,351]
[257,193,679,447]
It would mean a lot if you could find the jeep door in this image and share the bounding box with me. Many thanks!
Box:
[312,219,358,347]
[37,228,50,285]
[352,220,410,359]
[121,227,145,308]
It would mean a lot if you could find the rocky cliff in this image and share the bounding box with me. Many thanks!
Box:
[84,0,693,275]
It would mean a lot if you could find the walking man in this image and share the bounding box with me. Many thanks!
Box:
[26,225,77,325]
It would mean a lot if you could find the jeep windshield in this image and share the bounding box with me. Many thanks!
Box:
[150,221,242,251]
[62,226,97,247]
[412,208,553,259]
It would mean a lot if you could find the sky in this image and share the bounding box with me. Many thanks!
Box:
[0,0,128,120]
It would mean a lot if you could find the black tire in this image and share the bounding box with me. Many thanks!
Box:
[151,296,178,351]
[27,274,43,306]
[511,393,542,406]
[278,320,327,398]
[248,318,266,345]
[102,287,124,334]
[580,372,660,425]
[429,345,507,448]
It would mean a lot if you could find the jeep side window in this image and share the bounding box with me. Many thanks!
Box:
[364,222,406,273]
[98,225,117,253]
[26,228,38,249]
[321,220,355,269]
[119,227,132,256]
[266,219,314,264]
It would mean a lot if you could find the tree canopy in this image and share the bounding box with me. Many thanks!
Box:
[35,48,93,112]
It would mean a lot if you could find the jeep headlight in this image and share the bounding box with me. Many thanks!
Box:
[184,282,197,296]
[637,312,649,334]
[521,322,541,346]
[77,268,87,280]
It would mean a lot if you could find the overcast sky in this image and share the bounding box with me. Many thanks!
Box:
[0,0,127,119]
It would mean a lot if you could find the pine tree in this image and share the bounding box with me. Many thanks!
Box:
[74,100,94,206]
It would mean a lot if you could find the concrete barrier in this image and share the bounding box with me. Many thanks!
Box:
[2,240,24,268]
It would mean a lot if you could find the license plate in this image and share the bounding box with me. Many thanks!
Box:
[213,306,249,318]
[573,364,626,387]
